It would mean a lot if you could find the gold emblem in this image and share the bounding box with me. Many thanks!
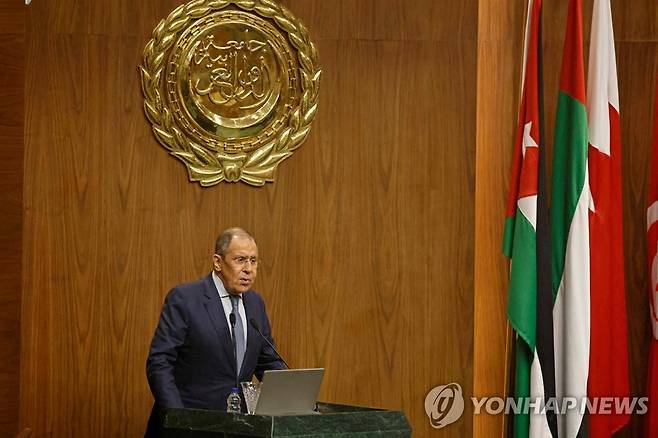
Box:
[140,0,321,186]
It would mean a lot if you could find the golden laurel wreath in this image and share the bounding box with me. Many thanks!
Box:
[140,0,321,186]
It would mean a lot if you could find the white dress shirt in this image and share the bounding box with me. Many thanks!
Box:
[212,271,248,346]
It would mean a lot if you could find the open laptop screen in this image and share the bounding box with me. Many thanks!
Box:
[254,368,325,416]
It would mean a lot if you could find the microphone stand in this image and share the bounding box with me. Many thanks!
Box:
[249,318,291,369]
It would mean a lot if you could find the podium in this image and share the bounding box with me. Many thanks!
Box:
[161,402,411,437]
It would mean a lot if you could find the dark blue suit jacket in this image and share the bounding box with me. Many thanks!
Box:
[145,274,283,435]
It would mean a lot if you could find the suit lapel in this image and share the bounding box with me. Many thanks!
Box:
[241,292,259,380]
[202,274,236,374]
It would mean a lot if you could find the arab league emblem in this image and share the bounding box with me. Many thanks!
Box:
[140,0,321,186]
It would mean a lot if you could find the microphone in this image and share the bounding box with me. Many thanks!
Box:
[249,318,291,369]
[229,313,239,388]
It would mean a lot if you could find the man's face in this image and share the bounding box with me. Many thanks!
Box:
[213,236,258,294]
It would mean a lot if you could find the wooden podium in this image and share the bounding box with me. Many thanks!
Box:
[161,402,411,437]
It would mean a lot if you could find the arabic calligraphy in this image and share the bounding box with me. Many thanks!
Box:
[165,11,300,151]
[192,33,275,110]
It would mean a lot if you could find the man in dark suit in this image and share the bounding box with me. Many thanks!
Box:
[145,228,284,436]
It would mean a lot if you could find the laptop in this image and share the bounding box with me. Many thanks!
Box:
[254,368,325,416]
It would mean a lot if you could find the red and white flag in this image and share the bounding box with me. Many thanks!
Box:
[645,71,658,437]
[586,0,630,436]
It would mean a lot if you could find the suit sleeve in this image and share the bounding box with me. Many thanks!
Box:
[254,298,285,380]
[146,288,188,409]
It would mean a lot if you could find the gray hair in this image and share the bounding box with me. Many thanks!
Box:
[214,227,255,256]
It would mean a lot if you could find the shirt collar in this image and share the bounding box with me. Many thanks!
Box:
[212,271,241,300]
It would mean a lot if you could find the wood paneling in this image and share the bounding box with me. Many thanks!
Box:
[26,0,477,42]
[20,1,476,436]
[474,0,524,436]
[616,39,658,438]
[0,2,24,436]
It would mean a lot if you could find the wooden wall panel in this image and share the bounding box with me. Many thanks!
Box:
[283,0,477,41]
[20,0,477,436]
[474,0,524,436]
[616,40,658,438]
[0,1,24,436]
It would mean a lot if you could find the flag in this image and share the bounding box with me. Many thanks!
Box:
[645,72,658,437]
[586,0,631,436]
[550,0,590,437]
[503,1,555,436]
